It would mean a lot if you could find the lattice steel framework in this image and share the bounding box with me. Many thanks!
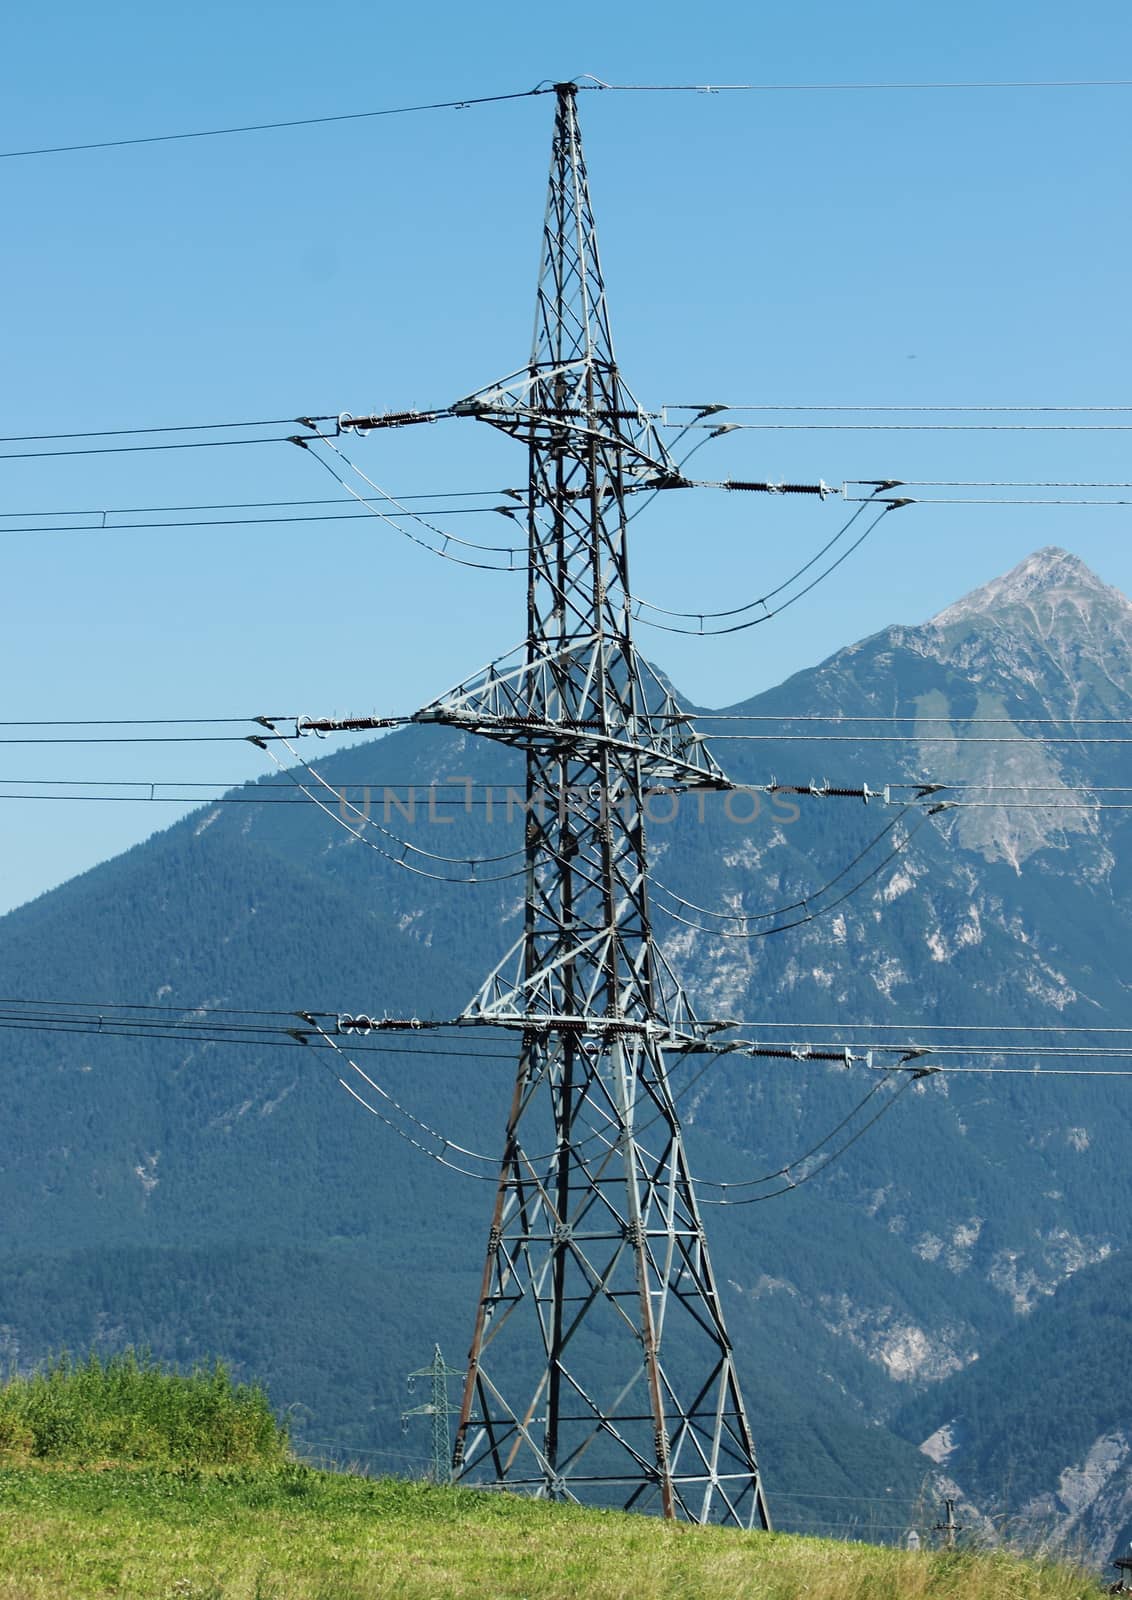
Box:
[403,1344,463,1485]
[419,84,770,1528]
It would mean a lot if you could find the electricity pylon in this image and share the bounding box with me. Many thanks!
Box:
[402,1344,463,1484]
[416,83,770,1529]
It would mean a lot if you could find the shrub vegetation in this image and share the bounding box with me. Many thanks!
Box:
[0,1350,287,1468]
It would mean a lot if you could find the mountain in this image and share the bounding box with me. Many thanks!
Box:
[893,1248,1132,1566]
[1,544,1131,1549]
[672,546,1132,1332]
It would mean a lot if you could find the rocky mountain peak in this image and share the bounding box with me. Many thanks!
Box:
[929,547,1130,629]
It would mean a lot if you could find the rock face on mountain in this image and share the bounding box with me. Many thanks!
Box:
[670,550,1132,1280]
[894,1248,1132,1567]
[912,546,1132,866]
[0,545,1130,1550]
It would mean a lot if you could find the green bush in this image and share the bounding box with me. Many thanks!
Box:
[0,1349,288,1468]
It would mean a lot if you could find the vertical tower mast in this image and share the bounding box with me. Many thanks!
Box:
[424,85,769,1528]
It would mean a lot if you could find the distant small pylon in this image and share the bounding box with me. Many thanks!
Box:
[932,1498,963,1549]
[1108,1545,1132,1594]
[402,1344,463,1484]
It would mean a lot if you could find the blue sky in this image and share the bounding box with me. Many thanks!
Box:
[0,0,1129,911]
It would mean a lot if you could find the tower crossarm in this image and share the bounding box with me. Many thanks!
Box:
[451,362,677,484]
[414,638,732,789]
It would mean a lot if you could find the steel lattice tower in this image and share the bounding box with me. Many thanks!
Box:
[416,84,770,1528]
[403,1345,463,1484]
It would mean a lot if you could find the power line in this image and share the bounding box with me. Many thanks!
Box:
[922,1065,1132,1076]
[0,507,521,535]
[724,1039,1132,1062]
[0,734,279,745]
[862,496,1132,506]
[13,726,1132,748]
[695,714,1132,726]
[856,478,1132,489]
[651,809,938,940]
[0,434,320,462]
[9,791,1132,815]
[0,491,510,518]
[8,994,1132,1044]
[632,501,897,636]
[695,1074,900,1192]
[268,732,528,870]
[8,1004,1132,1076]
[0,1021,696,1195]
[5,76,1126,165]
[664,404,1132,415]
[771,1490,925,1504]
[0,713,406,744]
[0,996,300,1018]
[733,1021,1132,1036]
[13,713,1132,732]
[0,488,523,538]
[253,733,528,885]
[17,1004,1132,1061]
[0,1001,521,1059]
[0,775,913,807]
[586,77,1132,91]
[944,801,1132,810]
[0,998,711,1174]
[301,1021,503,1181]
[0,86,555,162]
[0,792,458,806]
[671,419,1132,432]
[888,783,1132,791]
[298,428,524,569]
[0,1018,520,1060]
[303,1014,709,1184]
[293,1439,434,1461]
[687,475,1128,506]
[698,1077,918,1206]
[0,417,335,444]
[0,716,263,727]
[4,762,1128,782]
[711,732,1132,745]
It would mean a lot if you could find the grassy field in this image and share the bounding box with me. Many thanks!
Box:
[0,1464,1106,1600]
[0,1354,1105,1600]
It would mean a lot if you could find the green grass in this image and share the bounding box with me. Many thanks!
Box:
[0,1465,1106,1600]
[0,1352,287,1470]
[0,1356,1104,1599]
